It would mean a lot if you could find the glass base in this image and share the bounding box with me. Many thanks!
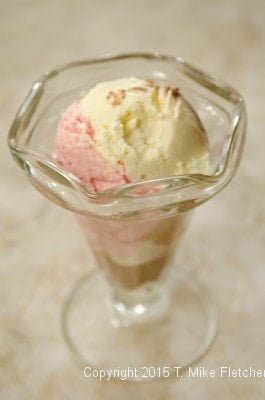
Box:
[61,267,217,382]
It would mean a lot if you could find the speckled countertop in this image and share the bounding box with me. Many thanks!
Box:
[1,0,265,399]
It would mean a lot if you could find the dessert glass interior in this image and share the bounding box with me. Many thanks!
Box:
[8,53,246,381]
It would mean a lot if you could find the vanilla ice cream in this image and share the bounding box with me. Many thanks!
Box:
[55,77,209,192]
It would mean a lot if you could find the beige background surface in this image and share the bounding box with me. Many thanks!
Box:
[1,0,265,399]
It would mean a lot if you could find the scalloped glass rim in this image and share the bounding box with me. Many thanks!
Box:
[8,52,246,215]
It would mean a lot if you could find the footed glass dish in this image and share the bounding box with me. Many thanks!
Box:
[8,53,246,381]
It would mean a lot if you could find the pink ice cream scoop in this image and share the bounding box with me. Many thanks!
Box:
[55,77,209,192]
[55,101,129,192]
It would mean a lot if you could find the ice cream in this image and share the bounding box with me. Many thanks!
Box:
[55,77,209,290]
[77,212,189,289]
[55,77,209,192]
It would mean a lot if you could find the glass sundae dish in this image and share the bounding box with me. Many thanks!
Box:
[8,53,246,381]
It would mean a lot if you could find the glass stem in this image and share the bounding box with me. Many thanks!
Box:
[109,279,169,324]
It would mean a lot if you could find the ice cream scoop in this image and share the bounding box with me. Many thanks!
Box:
[55,77,209,192]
